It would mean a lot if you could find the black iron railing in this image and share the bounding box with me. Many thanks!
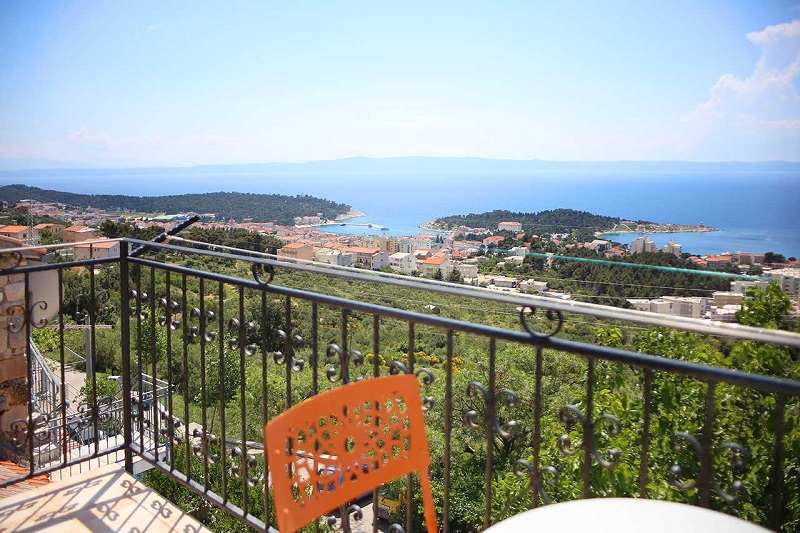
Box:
[1,238,799,532]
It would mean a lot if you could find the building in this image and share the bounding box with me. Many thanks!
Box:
[419,255,452,278]
[588,240,610,252]
[345,247,388,270]
[627,294,711,319]
[314,248,354,267]
[0,225,32,241]
[32,223,66,240]
[388,252,417,274]
[763,268,800,295]
[661,296,707,319]
[498,221,522,232]
[277,242,314,263]
[520,279,548,293]
[663,240,682,257]
[707,304,741,322]
[74,240,121,260]
[395,237,417,254]
[358,235,391,252]
[713,291,745,307]
[730,279,770,295]
[483,235,505,249]
[706,255,733,268]
[630,236,657,254]
[62,225,98,243]
[454,262,478,279]
[492,276,517,289]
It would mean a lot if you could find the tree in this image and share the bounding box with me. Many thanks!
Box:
[432,268,444,280]
[764,252,786,264]
[446,268,463,283]
[735,282,793,330]
[39,229,61,245]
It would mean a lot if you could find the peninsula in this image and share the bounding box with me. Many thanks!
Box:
[602,221,717,235]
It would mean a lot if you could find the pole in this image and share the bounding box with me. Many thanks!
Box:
[85,314,93,384]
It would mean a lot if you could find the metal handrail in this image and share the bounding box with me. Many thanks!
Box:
[122,237,800,347]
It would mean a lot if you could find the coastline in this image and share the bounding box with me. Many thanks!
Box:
[334,209,365,221]
[419,220,448,232]
[601,222,717,235]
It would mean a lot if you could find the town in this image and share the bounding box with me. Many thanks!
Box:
[5,198,800,323]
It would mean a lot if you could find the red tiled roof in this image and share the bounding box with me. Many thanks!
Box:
[707,255,732,262]
[346,246,379,254]
[75,241,120,249]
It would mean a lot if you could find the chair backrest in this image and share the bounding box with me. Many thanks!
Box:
[264,373,438,532]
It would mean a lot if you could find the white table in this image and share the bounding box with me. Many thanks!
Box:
[485,498,770,532]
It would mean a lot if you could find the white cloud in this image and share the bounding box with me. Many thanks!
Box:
[683,20,800,159]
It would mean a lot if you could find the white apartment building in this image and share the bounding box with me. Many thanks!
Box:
[707,304,741,322]
[454,262,478,279]
[508,246,529,257]
[492,276,517,289]
[413,234,439,250]
[498,221,522,232]
[314,248,354,267]
[346,247,389,270]
[389,252,417,274]
[714,292,745,307]
[730,279,770,295]
[587,240,610,252]
[663,240,682,257]
[520,279,548,293]
[630,236,657,254]
[396,237,417,254]
[763,268,800,295]
[661,296,707,319]
[628,298,686,316]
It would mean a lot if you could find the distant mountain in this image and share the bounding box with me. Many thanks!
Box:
[1,156,798,176]
[0,185,351,226]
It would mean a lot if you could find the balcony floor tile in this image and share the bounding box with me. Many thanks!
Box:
[0,462,210,532]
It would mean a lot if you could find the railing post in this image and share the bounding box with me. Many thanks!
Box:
[120,241,133,473]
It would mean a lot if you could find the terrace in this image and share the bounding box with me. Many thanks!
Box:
[0,237,799,532]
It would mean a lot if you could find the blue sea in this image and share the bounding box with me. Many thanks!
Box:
[3,169,799,257]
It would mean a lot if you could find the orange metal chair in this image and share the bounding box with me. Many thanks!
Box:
[264,373,438,532]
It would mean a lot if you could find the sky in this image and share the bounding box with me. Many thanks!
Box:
[1,1,799,168]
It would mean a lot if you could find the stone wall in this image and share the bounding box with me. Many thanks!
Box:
[0,267,30,449]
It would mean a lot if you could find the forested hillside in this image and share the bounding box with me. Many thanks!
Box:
[0,184,351,225]
[433,208,636,238]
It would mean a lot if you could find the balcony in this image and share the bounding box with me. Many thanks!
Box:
[0,238,799,532]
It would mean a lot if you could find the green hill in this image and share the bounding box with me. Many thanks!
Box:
[433,208,629,241]
[0,185,351,226]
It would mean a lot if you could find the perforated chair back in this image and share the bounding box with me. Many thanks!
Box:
[264,374,438,532]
